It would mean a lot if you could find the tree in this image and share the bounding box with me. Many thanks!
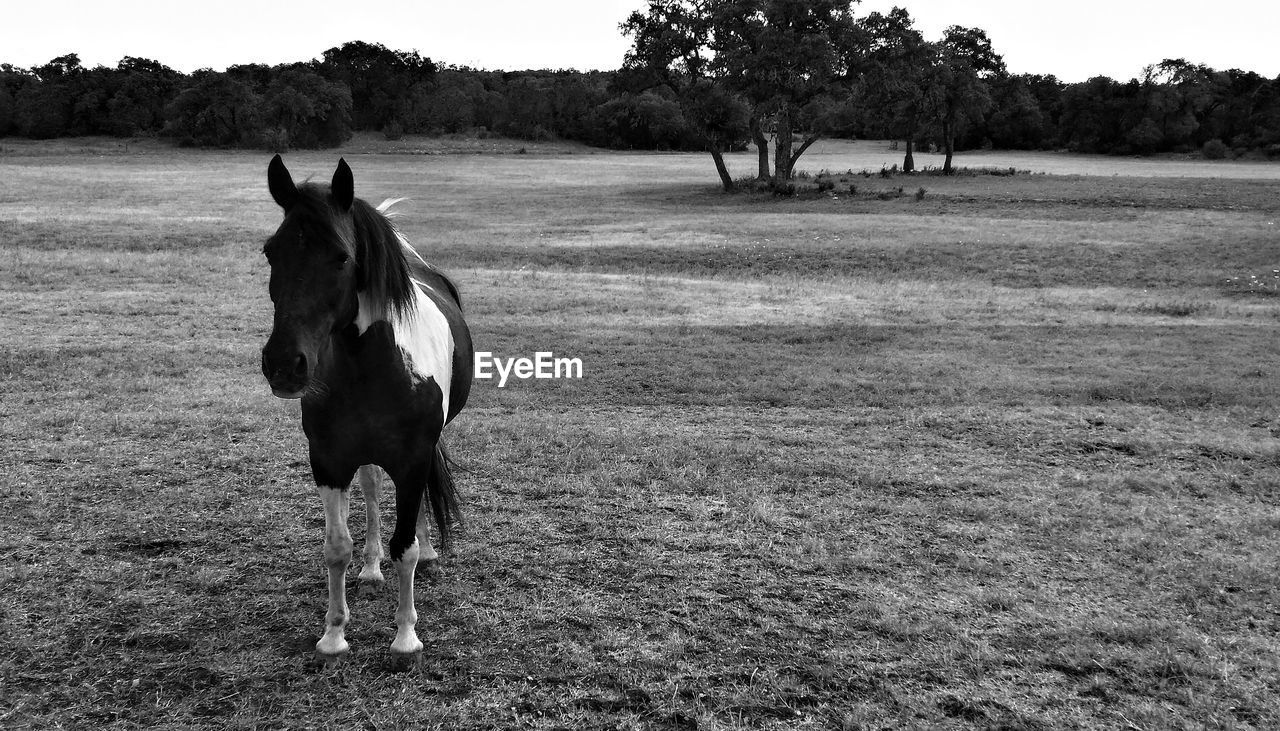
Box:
[0,65,36,136]
[163,70,262,146]
[985,75,1050,150]
[410,69,483,133]
[13,81,73,138]
[318,41,435,131]
[925,26,1005,173]
[0,84,12,135]
[259,66,353,148]
[856,7,930,171]
[620,0,858,188]
[498,74,558,140]
[105,57,181,135]
[713,0,861,182]
[620,0,741,189]
[1125,117,1163,154]
[12,54,84,138]
[682,78,751,185]
[1138,58,1219,151]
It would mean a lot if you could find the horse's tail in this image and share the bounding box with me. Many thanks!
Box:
[427,441,462,553]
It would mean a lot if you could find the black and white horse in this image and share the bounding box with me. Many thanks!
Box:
[260,155,472,657]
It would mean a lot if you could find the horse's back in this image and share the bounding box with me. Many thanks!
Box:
[409,260,463,310]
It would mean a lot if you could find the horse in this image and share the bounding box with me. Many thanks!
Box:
[260,155,473,657]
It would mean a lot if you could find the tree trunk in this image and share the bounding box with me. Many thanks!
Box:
[902,138,915,173]
[773,111,793,182]
[942,120,955,174]
[710,146,735,192]
[789,133,821,173]
[751,117,771,180]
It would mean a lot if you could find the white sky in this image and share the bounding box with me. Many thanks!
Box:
[1,1,1276,83]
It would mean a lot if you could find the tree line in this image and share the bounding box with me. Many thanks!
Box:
[2,4,1279,185]
[0,43,620,150]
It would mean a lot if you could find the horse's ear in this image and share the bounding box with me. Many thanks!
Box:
[267,154,298,211]
[332,158,354,211]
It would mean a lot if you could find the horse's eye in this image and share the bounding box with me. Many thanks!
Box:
[335,255,351,269]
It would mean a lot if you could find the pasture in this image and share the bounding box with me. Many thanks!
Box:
[3,137,1280,729]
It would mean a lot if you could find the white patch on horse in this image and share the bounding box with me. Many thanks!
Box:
[394,280,455,422]
[355,229,455,423]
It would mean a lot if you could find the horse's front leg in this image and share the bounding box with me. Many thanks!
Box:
[316,486,353,657]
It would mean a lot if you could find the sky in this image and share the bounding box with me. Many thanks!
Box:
[2,0,1277,83]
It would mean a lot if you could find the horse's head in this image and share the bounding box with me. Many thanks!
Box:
[260,155,360,398]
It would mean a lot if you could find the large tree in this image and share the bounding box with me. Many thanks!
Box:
[105,57,182,136]
[620,0,747,190]
[713,0,860,182]
[925,25,1005,173]
[856,7,930,171]
[620,0,857,188]
[12,54,83,138]
[317,41,435,131]
[1139,58,1219,150]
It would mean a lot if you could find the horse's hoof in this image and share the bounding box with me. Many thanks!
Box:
[357,579,384,598]
[390,627,424,657]
[316,633,349,659]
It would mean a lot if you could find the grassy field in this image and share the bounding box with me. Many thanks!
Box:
[2,137,1280,729]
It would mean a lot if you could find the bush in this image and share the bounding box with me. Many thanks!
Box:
[769,180,796,196]
[1125,118,1163,155]
[1202,138,1228,160]
[383,121,404,141]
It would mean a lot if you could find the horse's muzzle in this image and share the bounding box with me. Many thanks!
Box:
[261,346,309,399]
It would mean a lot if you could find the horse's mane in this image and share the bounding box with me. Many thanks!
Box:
[294,183,416,321]
[350,196,416,321]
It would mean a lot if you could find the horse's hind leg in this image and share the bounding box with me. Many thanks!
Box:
[316,486,353,657]
[416,498,440,577]
[388,465,428,655]
[357,465,385,586]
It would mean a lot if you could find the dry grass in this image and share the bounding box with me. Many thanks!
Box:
[2,139,1279,729]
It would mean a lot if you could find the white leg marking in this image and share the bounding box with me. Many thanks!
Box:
[316,487,353,656]
[357,465,385,583]
[390,538,423,654]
